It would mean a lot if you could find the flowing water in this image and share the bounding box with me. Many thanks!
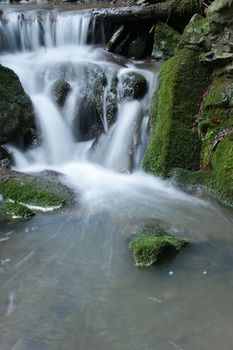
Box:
[0,7,233,350]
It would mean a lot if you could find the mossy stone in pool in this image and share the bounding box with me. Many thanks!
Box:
[129,231,187,267]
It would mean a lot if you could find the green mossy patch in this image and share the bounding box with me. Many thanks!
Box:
[0,200,35,219]
[143,48,210,177]
[129,230,188,266]
[0,170,74,210]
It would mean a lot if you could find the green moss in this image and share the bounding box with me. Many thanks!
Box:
[143,48,210,177]
[152,21,181,60]
[129,233,188,266]
[0,200,35,219]
[0,173,73,209]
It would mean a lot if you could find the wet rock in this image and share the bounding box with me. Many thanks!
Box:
[74,97,104,141]
[152,21,181,60]
[0,65,35,147]
[129,224,188,266]
[52,79,71,107]
[120,72,148,101]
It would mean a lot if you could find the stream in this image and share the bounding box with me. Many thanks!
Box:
[0,5,233,350]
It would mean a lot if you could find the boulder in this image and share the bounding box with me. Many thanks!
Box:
[0,65,35,147]
[152,21,181,60]
[129,224,188,266]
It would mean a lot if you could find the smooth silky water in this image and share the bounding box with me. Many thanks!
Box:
[0,7,233,350]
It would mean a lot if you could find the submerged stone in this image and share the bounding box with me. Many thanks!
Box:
[129,229,188,267]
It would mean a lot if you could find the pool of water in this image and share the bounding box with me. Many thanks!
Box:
[0,196,233,350]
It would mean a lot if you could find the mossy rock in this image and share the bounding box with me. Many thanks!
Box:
[207,0,233,34]
[52,79,71,107]
[0,200,35,219]
[180,14,209,48]
[0,169,74,211]
[129,232,188,266]
[0,65,35,146]
[152,21,181,60]
[143,48,211,177]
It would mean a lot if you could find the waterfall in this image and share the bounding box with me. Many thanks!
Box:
[0,7,210,225]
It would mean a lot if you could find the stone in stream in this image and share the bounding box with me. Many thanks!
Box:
[129,224,188,267]
[120,72,148,101]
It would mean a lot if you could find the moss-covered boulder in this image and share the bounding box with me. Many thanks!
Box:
[52,79,71,107]
[129,229,187,266]
[152,21,181,60]
[143,48,210,177]
[0,169,74,212]
[0,200,35,220]
[0,65,35,146]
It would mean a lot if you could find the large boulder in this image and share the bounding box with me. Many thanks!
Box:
[0,65,35,147]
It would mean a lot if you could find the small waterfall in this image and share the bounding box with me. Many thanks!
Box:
[0,10,93,52]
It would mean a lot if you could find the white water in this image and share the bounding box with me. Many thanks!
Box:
[0,9,216,229]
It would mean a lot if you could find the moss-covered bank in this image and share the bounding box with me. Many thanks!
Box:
[143,0,233,205]
[143,48,210,177]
